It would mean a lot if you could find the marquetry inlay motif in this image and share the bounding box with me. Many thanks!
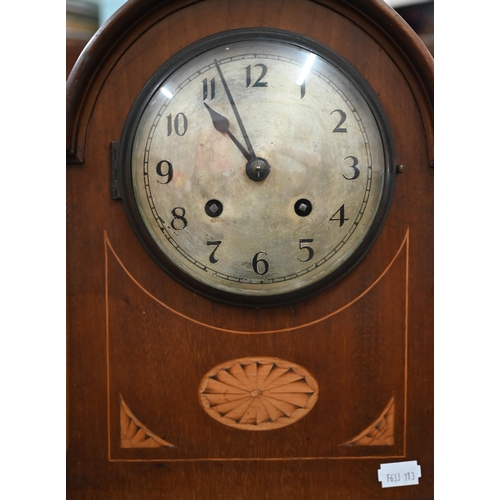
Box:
[120,395,176,448]
[199,357,318,431]
[106,230,409,458]
[342,396,395,446]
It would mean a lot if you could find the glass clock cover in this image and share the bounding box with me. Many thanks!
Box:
[118,29,395,306]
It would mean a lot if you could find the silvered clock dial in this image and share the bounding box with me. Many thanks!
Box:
[117,28,395,306]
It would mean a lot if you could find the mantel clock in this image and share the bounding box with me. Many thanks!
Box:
[67,1,433,498]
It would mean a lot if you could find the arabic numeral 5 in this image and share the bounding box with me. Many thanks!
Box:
[297,239,314,262]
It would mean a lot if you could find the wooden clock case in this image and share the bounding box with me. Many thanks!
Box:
[67,0,433,498]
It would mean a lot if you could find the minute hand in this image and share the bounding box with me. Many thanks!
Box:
[214,59,256,159]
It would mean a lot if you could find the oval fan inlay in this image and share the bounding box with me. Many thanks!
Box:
[198,357,319,431]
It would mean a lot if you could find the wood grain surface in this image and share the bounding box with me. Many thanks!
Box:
[67,0,433,498]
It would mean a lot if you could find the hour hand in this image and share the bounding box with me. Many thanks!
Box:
[204,103,252,161]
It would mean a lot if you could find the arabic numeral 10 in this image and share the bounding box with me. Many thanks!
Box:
[166,112,188,136]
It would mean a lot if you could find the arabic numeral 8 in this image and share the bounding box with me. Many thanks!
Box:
[171,207,187,230]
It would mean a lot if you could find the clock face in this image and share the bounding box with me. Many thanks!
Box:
[119,29,395,306]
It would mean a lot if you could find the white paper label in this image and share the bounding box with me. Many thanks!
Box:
[378,460,421,488]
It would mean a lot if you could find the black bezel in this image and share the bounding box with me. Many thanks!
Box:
[117,28,396,308]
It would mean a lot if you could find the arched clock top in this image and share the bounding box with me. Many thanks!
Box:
[66,0,433,165]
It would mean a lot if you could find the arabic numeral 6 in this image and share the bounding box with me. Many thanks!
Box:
[252,252,269,276]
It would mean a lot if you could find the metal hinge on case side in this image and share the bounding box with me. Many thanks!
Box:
[110,141,122,200]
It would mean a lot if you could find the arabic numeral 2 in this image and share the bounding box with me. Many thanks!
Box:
[331,109,347,133]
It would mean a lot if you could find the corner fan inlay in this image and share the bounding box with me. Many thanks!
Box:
[342,396,395,446]
[120,395,176,448]
[199,357,318,431]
